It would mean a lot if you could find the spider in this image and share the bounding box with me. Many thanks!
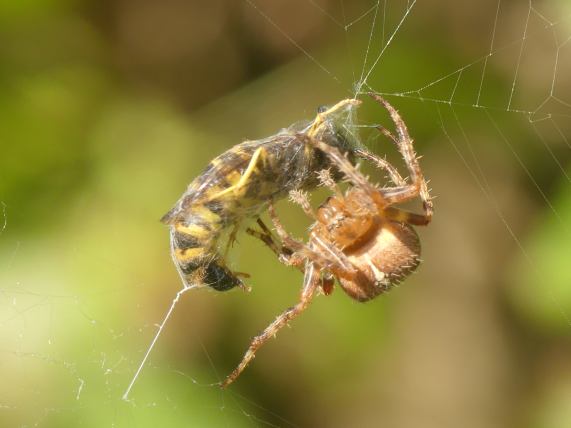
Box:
[221,94,433,387]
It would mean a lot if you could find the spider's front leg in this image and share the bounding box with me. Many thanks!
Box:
[313,134,432,228]
[368,93,433,222]
[221,262,321,388]
[311,140,379,197]
[352,149,430,225]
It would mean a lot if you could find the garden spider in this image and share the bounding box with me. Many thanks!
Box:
[221,94,433,387]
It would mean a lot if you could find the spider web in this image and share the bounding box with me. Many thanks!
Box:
[1,0,571,427]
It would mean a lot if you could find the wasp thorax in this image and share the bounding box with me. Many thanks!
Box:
[339,221,421,302]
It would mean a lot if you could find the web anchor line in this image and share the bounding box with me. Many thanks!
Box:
[122,284,198,401]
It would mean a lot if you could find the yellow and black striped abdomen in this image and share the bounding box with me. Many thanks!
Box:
[169,206,243,291]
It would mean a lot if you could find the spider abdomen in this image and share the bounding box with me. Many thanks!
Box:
[339,221,421,302]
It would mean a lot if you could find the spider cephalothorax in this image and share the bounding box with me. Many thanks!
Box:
[312,186,423,302]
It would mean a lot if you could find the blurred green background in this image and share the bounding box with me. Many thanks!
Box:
[1,0,571,427]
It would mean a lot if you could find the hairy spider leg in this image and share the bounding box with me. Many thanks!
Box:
[354,148,407,187]
[316,169,343,196]
[247,215,342,300]
[353,148,430,225]
[314,94,432,222]
[248,144,417,267]
[312,140,378,195]
[313,133,433,228]
[221,261,321,388]
[268,204,357,275]
[367,93,433,222]
[355,145,432,225]
[288,190,316,219]
[270,189,392,301]
[268,203,384,302]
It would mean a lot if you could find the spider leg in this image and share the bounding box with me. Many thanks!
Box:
[368,93,433,221]
[221,262,321,388]
[313,135,431,225]
[266,203,314,269]
[374,125,399,147]
[309,234,388,301]
[268,203,370,288]
[354,148,406,187]
[268,203,313,253]
[377,166,433,223]
[317,169,343,196]
[311,140,379,197]
[268,203,357,273]
[247,217,342,298]
[384,206,431,226]
[288,190,316,219]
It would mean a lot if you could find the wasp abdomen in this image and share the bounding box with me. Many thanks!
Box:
[178,256,242,291]
[170,205,241,291]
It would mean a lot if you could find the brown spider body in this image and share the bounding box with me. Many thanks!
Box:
[221,94,433,388]
[313,188,421,302]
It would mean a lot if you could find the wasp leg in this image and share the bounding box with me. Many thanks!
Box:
[221,261,320,388]
[223,221,241,260]
[246,219,298,269]
[215,222,252,292]
[246,227,280,256]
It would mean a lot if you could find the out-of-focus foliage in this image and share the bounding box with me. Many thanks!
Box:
[1,1,571,427]
[508,172,571,334]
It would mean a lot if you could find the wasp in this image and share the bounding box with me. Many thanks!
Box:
[221,94,433,387]
[162,97,391,292]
